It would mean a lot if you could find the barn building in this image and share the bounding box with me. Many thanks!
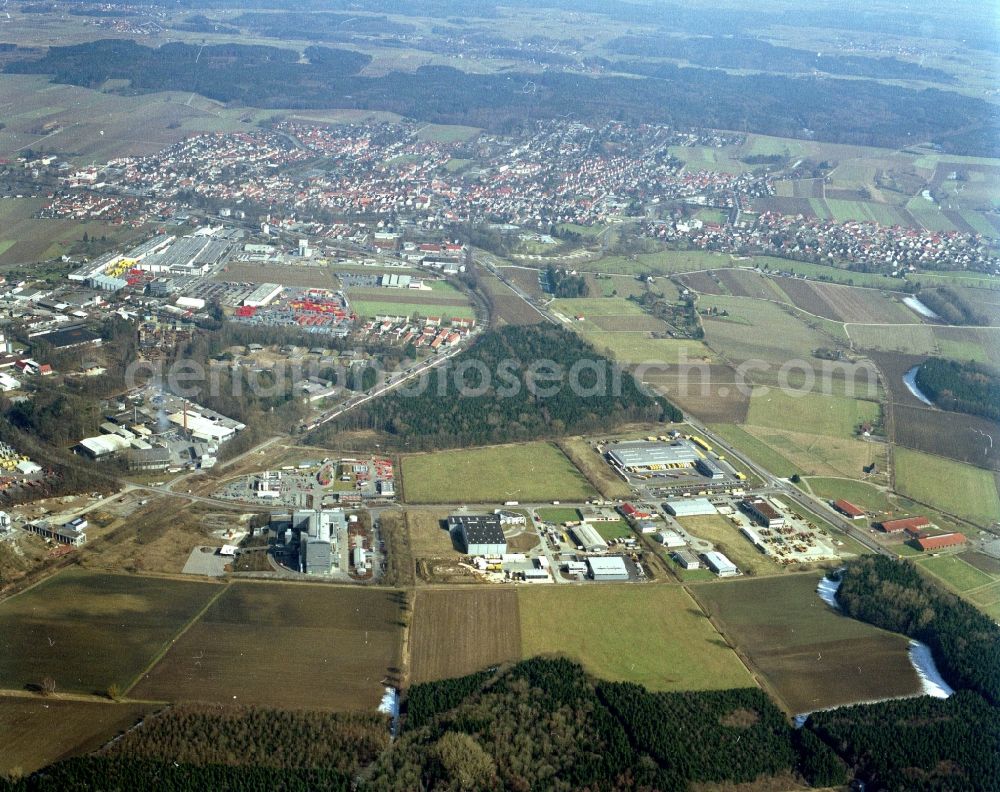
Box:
[877,516,930,533]
[916,532,967,551]
[833,499,866,519]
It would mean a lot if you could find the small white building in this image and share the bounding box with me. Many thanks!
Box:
[702,551,739,577]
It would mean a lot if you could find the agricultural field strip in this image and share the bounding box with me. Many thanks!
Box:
[122,582,231,696]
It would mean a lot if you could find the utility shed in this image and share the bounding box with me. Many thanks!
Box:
[450,514,507,556]
[664,498,717,517]
[586,556,629,581]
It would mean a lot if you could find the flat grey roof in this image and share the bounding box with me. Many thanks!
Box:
[608,441,699,468]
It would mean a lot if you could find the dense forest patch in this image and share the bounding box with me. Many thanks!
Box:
[915,357,1000,423]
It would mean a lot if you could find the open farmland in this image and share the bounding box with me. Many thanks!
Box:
[690,574,920,714]
[0,697,154,775]
[715,268,790,301]
[802,477,896,515]
[518,585,752,692]
[401,443,595,504]
[698,295,834,368]
[893,447,1000,527]
[130,582,404,710]
[746,391,879,438]
[739,425,884,479]
[710,423,798,478]
[916,555,997,594]
[892,404,1000,471]
[409,589,521,684]
[0,570,218,696]
[847,323,938,354]
[642,363,752,423]
[772,278,918,324]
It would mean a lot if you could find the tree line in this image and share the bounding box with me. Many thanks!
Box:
[915,357,1000,423]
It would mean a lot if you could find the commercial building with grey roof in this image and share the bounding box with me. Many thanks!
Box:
[607,441,700,472]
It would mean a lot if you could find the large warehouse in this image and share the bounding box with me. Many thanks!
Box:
[664,498,717,517]
[586,556,629,581]
[449,514,507,556]
[607,441,700,472]
[570,523,609,553]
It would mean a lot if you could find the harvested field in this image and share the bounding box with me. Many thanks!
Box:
[699,296,832,365]
[810,283,918,324]
[490,295,545,325]
[215,263,338,289]
[715,269,786,301]
[0,697,154,775]
[677,270,726,295]
[893,404,1000,471]
[130,583,405,710]
[641,363,751,423]
[961,551,1000,576]
[690,574,920,714]
[894,447,1000,527]
[556,437,632,499]
[518,585,752,692]
[401,443,595,505]
[770,277,842,320]
[500,266,544,298]
[409,589,521,684]
[0,570,219,696]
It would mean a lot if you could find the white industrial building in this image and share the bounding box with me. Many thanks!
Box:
[740,526,768,554]
[673,550,701,569]
[586,556,629,581]
[76,433,133,460]
[570,522,608,553]
[702,551,739,577]
[656,530,686,548]
[243,283,283,308]
[168,411,236,443]
[664,498,717,517]
[607,440,699,472]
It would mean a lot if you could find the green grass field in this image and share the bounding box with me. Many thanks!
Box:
[535,507,582,524]
[577,331,714,365]
[746,391,879,438]
[551,297,646,316]
[709,423,798,478]
[414,123,481,143]
[518,585,752,692]
[677,515,782,576]
[594,519,633,540]
[894,447,1000,526]
[846,323,938,354]
[0,570,219,696]
[401,443,596,504]
[803,477,895,514]
[917,555,996,593]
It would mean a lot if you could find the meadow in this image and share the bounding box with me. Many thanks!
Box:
[916,555,996,594]
[690,574,920,713]
[893,447,1000,527]
[400,442,596,504]
[0,570,219,696]
[518,585,752,692]
[746,390,879,438]
[130,582,405,710]
[846,323,938,355]
[677,515,782,576]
